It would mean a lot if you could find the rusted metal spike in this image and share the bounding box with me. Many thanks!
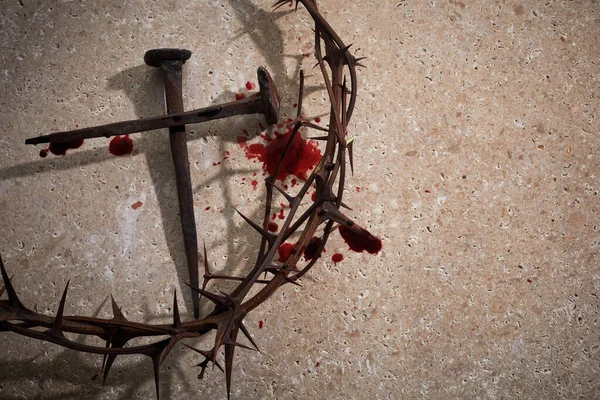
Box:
[47,280,70,337]
[145,48,200,320]
[25,67,281,146]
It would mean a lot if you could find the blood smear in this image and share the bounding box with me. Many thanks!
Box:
[277,242,296,263]
[338,225,382,254]
[131,201,143,210]
[303,237,323,260]
[246,81,256,90]
[40,140,85,157]
[237,125,321,182]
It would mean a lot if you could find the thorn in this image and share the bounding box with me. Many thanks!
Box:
[347,139,355,175]
[307,135,328,141]
[340,201,353,211]
[185,343,224,379]
[47,280,70,337]
[172,290,181,329]
[184,282,229,306]
[233,207,276,243]
[152,353,162,400]
[266,180,294,203]
[0,254,28,311]
[239,322,261,353]
[102,355,118,385]
[110,295,127,321]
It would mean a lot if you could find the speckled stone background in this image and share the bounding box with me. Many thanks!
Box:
[1,1,599,399]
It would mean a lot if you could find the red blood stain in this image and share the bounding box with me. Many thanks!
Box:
[277,242,296,263]
[246,81,256,90]
[258,320,264,329]
[424,189,431,193]
[251,179,259,190]
[315,361,320,367]
[40,140,85,157]
[527,278,532,283]
[304,237,323,260]
[293,103,298,108]
[291,178,298,187]
[61,213,67,217]
[238,126,322,182]
[332,253,344,263]
[278,208,285,220]
[268,222,279,232]
[339,225,382,254]
[311,191,317,201]
[212,162,222,166]
[205,206,211,211]
[235,93,246,101]
[91,373,98,381]
[109,135,133,156]
[315,117,321,123]
[356,186,361,193]
[131,201,143,210]
[223,151,230,160]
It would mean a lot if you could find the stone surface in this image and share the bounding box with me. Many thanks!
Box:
[0,0,598,399]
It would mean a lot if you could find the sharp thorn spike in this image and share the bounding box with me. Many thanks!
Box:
[47,279,70,337]
[184,282,228,306]
[347,140,355,175]
[172,290,181,329]
[0,255,27,310]
[307,135,328,141]
[266,181,294,203]
[239,322,261,353]
[152,354,161,400]
[233,207,275,242]
[102,354,118,385]
[110,295,127,321]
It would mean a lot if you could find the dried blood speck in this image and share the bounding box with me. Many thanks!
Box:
[258,320,264,329]
[315,361,320,367]
[245,81,256,90]
[332,253,344,263]
[314,117,321,123]
[339,225,382,254]
[235,93,247,101]
[205,206,211,211]
[131,201,143,210]
[251,179,259,190]
[109,135,133,156]
[268,222,279,232]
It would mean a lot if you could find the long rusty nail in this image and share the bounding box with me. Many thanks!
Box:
[25,67,281,146]
[144,48,200,319]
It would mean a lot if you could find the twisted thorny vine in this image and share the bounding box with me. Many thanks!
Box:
[0,1,381,398]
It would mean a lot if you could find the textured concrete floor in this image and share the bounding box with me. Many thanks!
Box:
[1,1,599,399]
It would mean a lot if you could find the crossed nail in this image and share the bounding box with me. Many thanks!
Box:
[26,48,281,319]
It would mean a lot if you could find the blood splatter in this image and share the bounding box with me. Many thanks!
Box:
[251,179,259,190]
[238,125,322,182]
[131,201,143,210]
[205,206,211,211]
[268,222,279,232]
[311,191,317,201]
[315,361,320,367]
[109,135,133,156]
[245,81,256,90]
[332,253,344,263]
[258,320,264,329]
[356,186,361,193]
[314,117,321,123]
[277,242,296,263]
[303,236,323,260]
[235,93,247,101]
[40,140,85,157]
[338,225,382,254]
